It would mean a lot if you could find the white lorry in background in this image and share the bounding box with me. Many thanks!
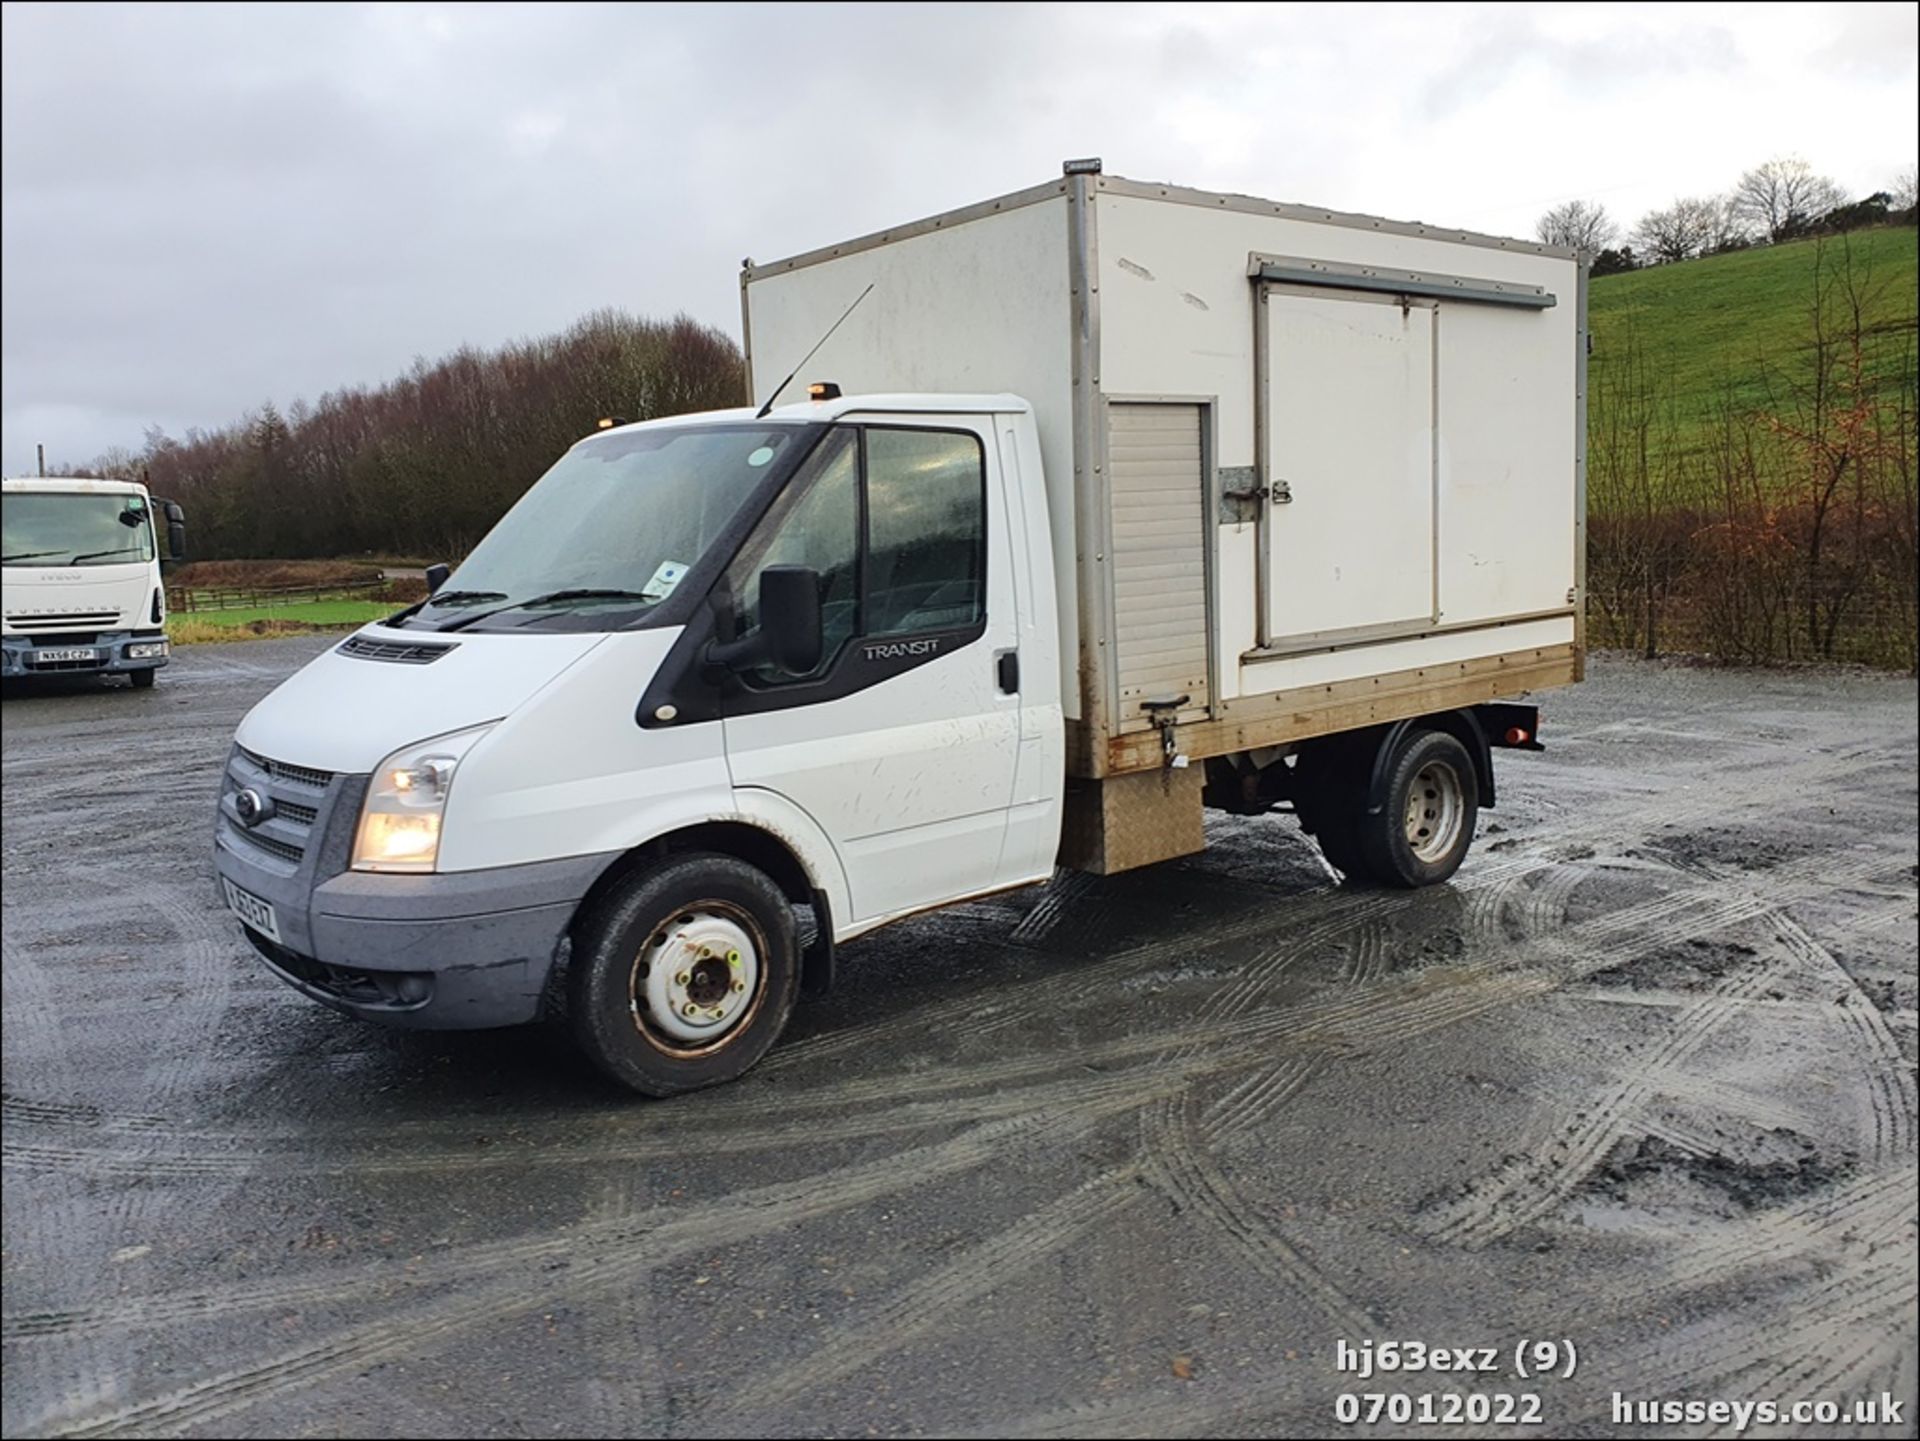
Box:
[213,162,1586,1096]
[2,476,187,687]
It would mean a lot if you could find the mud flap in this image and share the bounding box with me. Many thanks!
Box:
[802,887,836,996]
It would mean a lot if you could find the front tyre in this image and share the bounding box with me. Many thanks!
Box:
[568,853,799,1097]
[1358,729,1478,888]
[129,669,157,689]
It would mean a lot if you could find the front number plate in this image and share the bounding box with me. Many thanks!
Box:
[34,647,99,663]
[222,878,282,943]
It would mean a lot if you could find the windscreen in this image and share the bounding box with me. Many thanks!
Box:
[422,423,802,628]
[2,492,155,567]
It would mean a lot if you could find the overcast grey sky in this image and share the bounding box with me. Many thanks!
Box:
[3,1,1915,475]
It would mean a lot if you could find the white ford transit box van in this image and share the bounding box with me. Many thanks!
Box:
[214,163,1584,1094]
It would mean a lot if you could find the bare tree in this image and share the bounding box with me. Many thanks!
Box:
[1632,196,1722,264]
[1536,199,1618,252]
[1731,156,1848,241]
[1702,196,1752,253]
[1892,164,1918,213]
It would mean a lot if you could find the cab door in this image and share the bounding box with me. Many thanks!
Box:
[720,417,1023,925]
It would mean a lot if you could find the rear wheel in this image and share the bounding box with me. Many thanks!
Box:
[129,669,156,689]
[1358,729,1478,887]
[568,853,799,1097]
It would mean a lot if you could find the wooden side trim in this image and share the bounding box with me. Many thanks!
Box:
[1069,643,1578,777]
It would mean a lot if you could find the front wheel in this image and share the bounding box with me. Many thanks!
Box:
[1358,729,1478,888]
[129,669,157,689]
[568,853,800,1097]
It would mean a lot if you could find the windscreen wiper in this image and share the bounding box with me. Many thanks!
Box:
[1,550,68,562]
[424,589,510,607]
[69,546,147,563]
[435,588,654,633]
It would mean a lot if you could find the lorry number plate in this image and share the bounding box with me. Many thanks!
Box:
[34,648,98,663]
[222,878,282,943]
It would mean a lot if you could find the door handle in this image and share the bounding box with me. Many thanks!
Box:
[995,649,1020,694]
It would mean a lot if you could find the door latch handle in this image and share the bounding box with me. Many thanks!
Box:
[995,649,1020,694]
[1222,480,1292,505]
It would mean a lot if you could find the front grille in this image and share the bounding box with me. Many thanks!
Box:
[238,747,333,792]
[338,635,455,664]
[229,827,304,864]
[26,655,106,672]
[23,632,101,645]
[7,613,120,630]
[222,747,338,871]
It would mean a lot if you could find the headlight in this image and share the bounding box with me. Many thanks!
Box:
[351,724,495,873]
[127,641,169,659]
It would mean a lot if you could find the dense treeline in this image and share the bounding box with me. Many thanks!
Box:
[1588,234,1918,671]
[66,312,745,561]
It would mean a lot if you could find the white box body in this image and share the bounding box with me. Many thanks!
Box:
[744,171,1584,776]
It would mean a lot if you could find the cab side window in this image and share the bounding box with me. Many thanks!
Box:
[728,424,985,686]
[864,429,986,637]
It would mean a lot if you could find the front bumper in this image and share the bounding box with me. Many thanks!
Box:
[212,746,616,1029]
[2,630,169,678]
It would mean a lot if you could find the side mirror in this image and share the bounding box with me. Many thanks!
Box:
[153,499,187,568]
[758,565,824,674]
[425,563,451,596]
[706,565,823,676]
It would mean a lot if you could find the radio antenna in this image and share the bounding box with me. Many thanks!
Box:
[754,283,874,419]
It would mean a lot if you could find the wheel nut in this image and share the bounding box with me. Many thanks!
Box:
[675,972,691,986]
[727,949,741,965]
[708,1007,724,1019]
[682,1002,700,1018]
[730,979,746,994]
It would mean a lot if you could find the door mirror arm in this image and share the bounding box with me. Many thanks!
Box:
[705,565,824,677]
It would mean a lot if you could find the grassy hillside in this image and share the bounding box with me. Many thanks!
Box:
[1584,223,1917,669]
[1588,225,1918,469]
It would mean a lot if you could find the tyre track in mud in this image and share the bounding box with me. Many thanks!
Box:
[1571,1261,1916,1430]
[46,1061,1305,1437]
[1771,912,1917,1164]
[697,1169,1146,1427]
[952,1374,1305,1441]
[1412,902,1882,1250]
[1416,941,1805,1248]
[694,931,1369,1426]
[0,920,129,1431]
[577,1170,672,1437]
[34,1111,1080,1438]
[1645,1166,1916,1300]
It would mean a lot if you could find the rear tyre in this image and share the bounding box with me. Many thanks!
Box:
[1358,729,1478,888]
[568,853,799,1097]
[129,669,157,689]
